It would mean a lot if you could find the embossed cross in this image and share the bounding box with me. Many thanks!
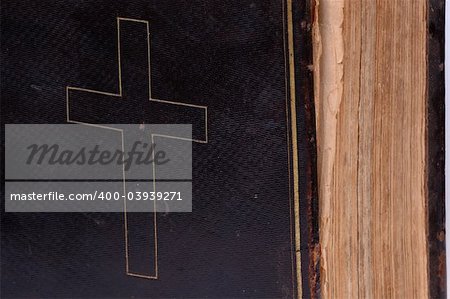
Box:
[66,17,207,279]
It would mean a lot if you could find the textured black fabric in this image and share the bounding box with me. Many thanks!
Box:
[427,1,446,298]
[1,1,318,298]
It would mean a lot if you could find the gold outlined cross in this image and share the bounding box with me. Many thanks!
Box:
[66,17,208,279]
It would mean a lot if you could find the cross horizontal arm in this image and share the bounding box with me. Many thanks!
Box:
[66,17,208,143]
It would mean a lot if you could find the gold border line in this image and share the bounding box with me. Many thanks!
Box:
[285,0,303,297]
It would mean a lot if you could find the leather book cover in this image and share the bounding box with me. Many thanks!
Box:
[427,0,446,297]
[1,0,319,298]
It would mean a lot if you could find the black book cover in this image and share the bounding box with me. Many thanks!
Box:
[1,0,319,297]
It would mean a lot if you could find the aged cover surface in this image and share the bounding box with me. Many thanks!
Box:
[427,0,446,297]
[1,0,318,298]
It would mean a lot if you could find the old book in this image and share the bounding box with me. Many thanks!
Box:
[1,0,319,298]
[313,0,446,298]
